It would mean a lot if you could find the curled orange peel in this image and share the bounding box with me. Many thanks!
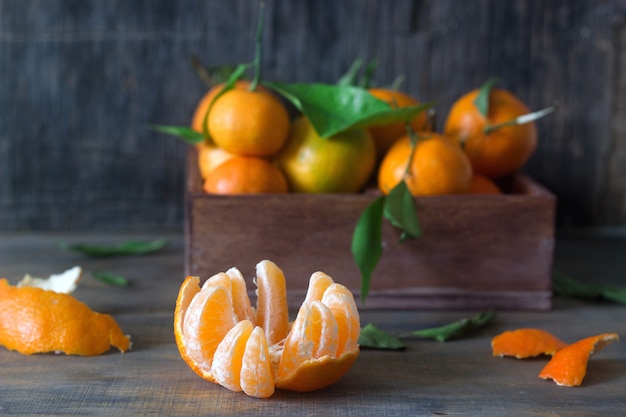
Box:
[491,328,568,358]
[0,278,130,356]
[538,333,619,387]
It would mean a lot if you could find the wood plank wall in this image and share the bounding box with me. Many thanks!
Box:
[0,0,624,230]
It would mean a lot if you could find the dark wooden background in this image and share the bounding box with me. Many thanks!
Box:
[1,0,625,231]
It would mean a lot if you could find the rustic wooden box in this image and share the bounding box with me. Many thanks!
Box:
[185,148,556,310]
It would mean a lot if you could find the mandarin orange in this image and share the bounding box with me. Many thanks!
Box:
[444,88,537,179]
[468,174,502,194]
[377,132,472,196]
[173,260,360,398]
[196,140,235,181]
[275,116,376,193]
[203,156,288,195]
[367,88,430,158]
[191,80,256,135]
[208,88,290,157]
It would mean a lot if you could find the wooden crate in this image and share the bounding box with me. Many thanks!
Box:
[185,148,556,310]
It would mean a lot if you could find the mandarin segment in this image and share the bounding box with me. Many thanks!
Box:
[241,326,276,398]
[492,328,568,358]
[0,278,130,356]
[321,283,361,353]
[225,267,256,323]
[254,260,290,347]
[211,320,255,392]
[278,304,315,379]
[181,285,238,379]
[303,271,334,306]
[309,301,339,358]
[538,333,619,387]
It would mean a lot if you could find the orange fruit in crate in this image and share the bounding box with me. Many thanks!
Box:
[174,260,360,398]
[443,88,537,179]
[191,80,257,135]
[468,174,502,194]
[275,116,376,193]
[208,88,290,157]
[538,332,619,387]
[196,140,235,180]
[491,328,567,358]
[203,156,288,194]
[367,88,430,158]
[0,278,130,356]
[377,132,472,196]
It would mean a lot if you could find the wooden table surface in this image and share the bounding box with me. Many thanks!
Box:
[1,230,625,416]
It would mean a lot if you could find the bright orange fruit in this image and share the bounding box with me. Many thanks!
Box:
[539,333,619,387]
[196,140,235,181]
[444,88,537,179]
[203,156,289,195]
[377,132,472,196]
[468,174,502,194]
[367,88,430,158]
[491,328,568,358]
[208,88,290,157]
[174,260,360,398]
[191,80,256,135]
[0,278,130,356]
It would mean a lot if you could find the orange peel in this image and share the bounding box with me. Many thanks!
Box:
[491,328,568,358]
[0,278,130,356]
[539,333,619,387]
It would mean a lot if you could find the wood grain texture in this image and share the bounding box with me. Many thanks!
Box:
[1,232,626,416]
[0,0,625,230]
[185,148,555,310]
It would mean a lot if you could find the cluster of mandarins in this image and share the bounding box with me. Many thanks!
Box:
[192,81,540,197]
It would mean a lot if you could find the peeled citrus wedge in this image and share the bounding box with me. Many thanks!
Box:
[538,333,619,387]
[0,278,130,356]
[491,328,568,358]
[174,260,360,398]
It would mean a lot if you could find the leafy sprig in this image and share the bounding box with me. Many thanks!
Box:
[358,312,495,349]
[60,238,168,258]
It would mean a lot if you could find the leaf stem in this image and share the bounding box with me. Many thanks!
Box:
[250,2,266,92]
[484,106,555,134]
[190,54,215,88]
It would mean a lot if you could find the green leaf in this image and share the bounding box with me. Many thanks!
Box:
[400,311,495,342]
[358,323,406,350]
[473,78,499,117]
[60,238,168,258]
[352,196,385,305]
[92,271,130,287]
[384,181,421,242]
[552,270,626,305]
[149,125,205,144]
[265,81,433,138]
